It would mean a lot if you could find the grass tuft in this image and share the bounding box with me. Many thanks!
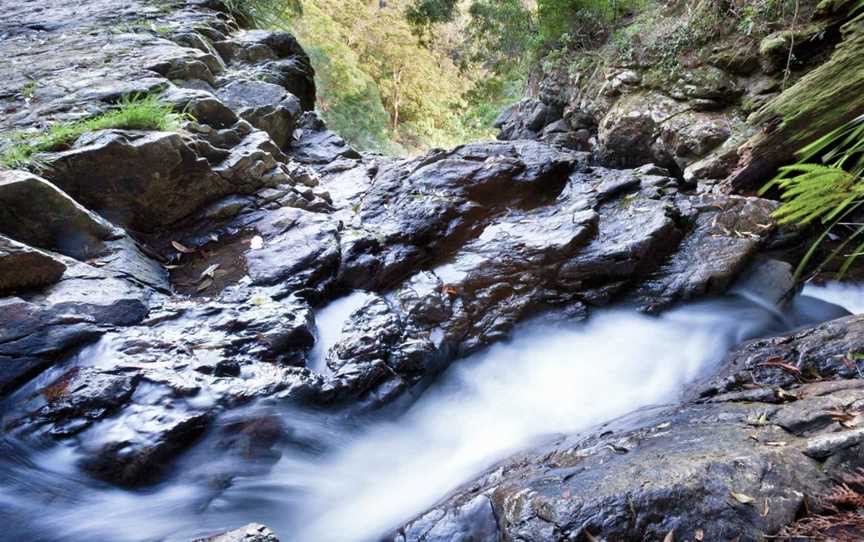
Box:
[222,0,302,28]
[0,94,184,170]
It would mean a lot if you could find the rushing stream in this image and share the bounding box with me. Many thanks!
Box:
[1,284,862,542]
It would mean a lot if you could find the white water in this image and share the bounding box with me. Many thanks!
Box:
[307,291,376,375]
[803,281,864,314]
[0,289,858,542]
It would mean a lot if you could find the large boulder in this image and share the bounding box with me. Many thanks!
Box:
[42,128,290,232]
[217,80,302,148]
[0,235,66,293]
[394,396,837,542]
[0,170,121,259]
[291,112,361,165]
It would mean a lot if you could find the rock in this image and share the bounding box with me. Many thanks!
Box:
[597,92,680,169]
[395,373,864,542]
[633,195,778,311]
[696,314,864,399]
[3,284,322,483]
[244,207,341,298]
[0,262,150,396]
[669,66,742,108]
[0,235,67,293]
[42,129,288,231]
[0,170,121,260]
[79,408,212,487]
[196,523,280,542]
[338,140,581,291]
[495,98,559,141]
[217,80,302,148]
[217,29,315,110]
[290,112,361,165]
[396,494,498,542]
[730,258,795,307]
[161,86,239,129]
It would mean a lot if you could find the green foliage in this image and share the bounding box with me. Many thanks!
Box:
[538,0,643,44]
[223,0,302,28]
[0,94,185,169]
[290,0,500,154]
[406,0,459,37]
[760,114,864,279]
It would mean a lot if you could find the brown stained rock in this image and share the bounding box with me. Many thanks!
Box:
[0,235,66,293]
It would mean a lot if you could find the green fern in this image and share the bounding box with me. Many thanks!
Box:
[760,114,864,280]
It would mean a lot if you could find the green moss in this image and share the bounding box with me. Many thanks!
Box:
[0,94,185,169]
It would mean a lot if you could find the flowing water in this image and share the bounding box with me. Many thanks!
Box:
[2,285,863,542]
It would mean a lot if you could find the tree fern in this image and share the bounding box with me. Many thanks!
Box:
[761,114,864,280]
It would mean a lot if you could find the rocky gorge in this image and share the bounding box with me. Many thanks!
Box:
[1,0,864,541]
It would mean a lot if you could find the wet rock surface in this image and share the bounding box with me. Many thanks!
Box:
[0,0,791,480]
[0,1,861,540]
[197,523,281,542]
[394,322,864,542]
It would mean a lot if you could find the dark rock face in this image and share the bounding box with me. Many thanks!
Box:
[0,170,121,259]
[394,318,864,541]
[0,262,150,396]
[217,80,302,148]
[43,129,290,232]
[0,235,67,293]
[338,140,582,292]
[696,314,864,400]
[291,112,362,165]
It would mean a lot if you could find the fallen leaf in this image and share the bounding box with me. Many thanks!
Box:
[695,528,704,541]
[87,259,108,267]
[250,295,269,306]
[164,264,184,270]
[249,235,264,250]
[192,342,227,350]
[775,388,797,401]
[730,492,755,505]
[761,498,770,518]
[172,241,196,254]
[827,408,858,428]
[200,263,220,280]
[756,357,801,375]
[197,278,213,292]
[663,530,674,542]
[765,441,787,447]
[584,530,600,542]
[441,285,458,296]
[656,422,671,430]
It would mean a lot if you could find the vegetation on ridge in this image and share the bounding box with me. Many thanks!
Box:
[0,94,185,169]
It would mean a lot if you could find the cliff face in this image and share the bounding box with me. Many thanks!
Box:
[496,0,864,193]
